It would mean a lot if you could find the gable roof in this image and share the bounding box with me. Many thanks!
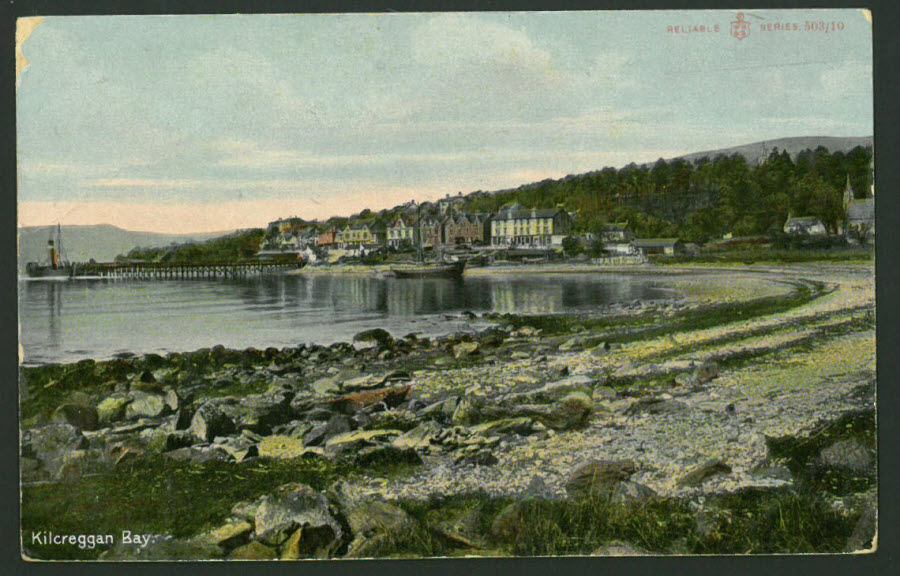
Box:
[492,205,565,221]
[445,213,486,226]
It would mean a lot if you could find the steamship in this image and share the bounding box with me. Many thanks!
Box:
[25,224,76,279]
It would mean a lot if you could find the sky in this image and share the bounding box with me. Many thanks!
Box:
[16,10,873,234]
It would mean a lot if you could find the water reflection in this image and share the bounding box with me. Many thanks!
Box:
[489,280,563,315]
[19,273,673,365]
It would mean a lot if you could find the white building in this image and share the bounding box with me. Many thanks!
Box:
[490,204,571,248]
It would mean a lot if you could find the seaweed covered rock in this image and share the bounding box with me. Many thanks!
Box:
[21,423,89,481]
[253,483,345,552]
[52,403,99,431]
[189,401,237,442]
[345,499,419,558]
[219,391,295,434]
[353,329,394,351]
[229,540,278,560]
[125,391,169,420]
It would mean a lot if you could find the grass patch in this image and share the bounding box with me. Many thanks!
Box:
[767,409,876,496]
[21,455,350,560]
[693,487,862,554]
[393,486,862,556]
[20,360,109,423]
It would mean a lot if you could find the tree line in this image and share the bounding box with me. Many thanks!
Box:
[119,229,266,263]
[463,146,872,243]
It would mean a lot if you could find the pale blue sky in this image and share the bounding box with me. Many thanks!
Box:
[17,10,872,233]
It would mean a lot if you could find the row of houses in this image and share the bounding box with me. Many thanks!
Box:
[264,203,575,251]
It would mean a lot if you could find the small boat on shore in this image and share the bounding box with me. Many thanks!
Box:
[391,208,467,278]
[391,260,466,279]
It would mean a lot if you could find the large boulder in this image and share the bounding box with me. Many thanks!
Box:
[302,415,353,447]
[125,391,169,420]
[198,520,253,552]
[253,483,344,552]
[142,428,194,454]
[345,499,418,558]
[393,422,442,450]
[353,329,393,350]
[164,388,180,412]
[530,392,594,430]
[211,436,259,463]
[52,403,99,431]
[453,392,593,430]
[310,377,342,397]
[817,439,875,474]
[165,445,232,464]
[844,492,877,553]
[21,423,89,481]
[97,395,132,426]
[189,401,237,442]
[566,460,637,498]
[452,341,479,360]
[422,396,460,422]
[219,391,294,434]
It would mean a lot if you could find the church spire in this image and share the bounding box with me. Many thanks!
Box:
[843,174,855,209]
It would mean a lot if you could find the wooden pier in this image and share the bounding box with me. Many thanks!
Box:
[77,261,297,280]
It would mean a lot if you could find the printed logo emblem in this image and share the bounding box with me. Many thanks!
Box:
[731,12,751,40]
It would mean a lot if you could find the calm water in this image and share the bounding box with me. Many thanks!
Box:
[18,273,675,365]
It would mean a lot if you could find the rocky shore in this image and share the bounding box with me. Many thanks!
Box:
[20,263,876,559]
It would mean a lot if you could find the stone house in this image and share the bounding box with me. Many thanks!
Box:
[443,213,489,246]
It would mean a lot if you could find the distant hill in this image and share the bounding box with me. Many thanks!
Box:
[17,225,230,272]
[674,136,873,165]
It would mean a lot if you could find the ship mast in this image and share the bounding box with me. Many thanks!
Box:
[57,223,64,264]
